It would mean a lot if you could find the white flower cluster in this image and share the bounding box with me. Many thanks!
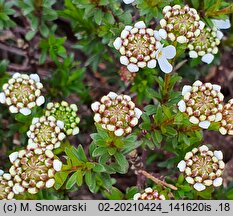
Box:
[0,170,15,200]
[27,116,66,150]
[113,21,176,74]
[0,73,45,116]
[178,80,224,129]
[177,145,225,192]
[91,92,142,136]
[133,187,166,200]
[8,149,62,195]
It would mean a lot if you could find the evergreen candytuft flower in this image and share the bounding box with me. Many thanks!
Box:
[91,92,142,136]
[0,170,15,200]
[45,101,80,136]
[160,5,203,44]
[9,149,62,195]
[113,21,176,73]
[177,145,225,191]
[178,80,224,129]
[0,73,45,116]
[133,187,166,200]
[27,116,66,150]
[219,99,233,135]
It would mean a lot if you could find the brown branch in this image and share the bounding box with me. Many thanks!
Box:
[138,170,178,191]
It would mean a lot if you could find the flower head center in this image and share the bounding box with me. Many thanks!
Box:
[36,124,53,143]
[10,84,35,103]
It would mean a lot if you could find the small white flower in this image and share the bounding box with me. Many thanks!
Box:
[212,19,231,30]
[158,29,167,39]
[147,59,157,68]
[91,101,100,112]
[177,160,186,172]
[123,0,135,4]
[53,159,62,171]
[201,53,214,64]
[194,183,206,191]
[36,96,45,106]
[0,169,4,176]
[20,108,31,116]
[156,44,176,73]
[57,120,65,129]
[30,74,40,82]
[214,150,223,160]
[199,21,205,30]
[127,63,139,72]
[120,56,129,65]
[189,50,198,58]
[46,179,55,188]
[113,37,122,50]
[182,85,192,96]
[177,35,187,43]
[114,128,124,136]
[0,92,6,103]
[133,193,141,200]
[178,100,186,112]
[213,177,223,187]
[216,30,224,40]
[134,108,142,119]
[199,121,211,129]
[134,21,146,29]
[72,127,79,135]
[9,152,18,163]
[107,92,118,99]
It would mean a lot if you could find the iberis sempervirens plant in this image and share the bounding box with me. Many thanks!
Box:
[160,5,203,44]
[91,92,142,136]
[27,116,66,150]
[219,99,233,135]
[178,80,224,129]
[113,21,176,73]
[177,145,225,191]
[0,73,45,116]
[0,170,15,200]
[133,187,166,200]
[188,26,221,64]
[45,101,80,136]
[9,149,62,195]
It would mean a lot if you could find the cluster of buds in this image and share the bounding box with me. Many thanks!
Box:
[27,116,66,150]
[177,145,225,191]
[8,149,62,195]
[219,99,233,135]
[133,187,166,200]
[178,80,224,129]
[118,67,137,83]
[0,170,15,200]
[188,27,221,64]
[160,5,203,44]
[45,101,80,136]
[91,92,142,136]
[113,21,176,73]
[0,73,45,116]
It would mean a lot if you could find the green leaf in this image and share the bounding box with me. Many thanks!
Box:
[226,188,233,199]
[114,152,129,173]
[25,30,37,41]
[85,171,96,192]
[92,146,108,157]
[93,163,106,172]
[76,170,83,186]
[66,172,78,189]
[54,172,69,190]
[103,187,124,200]
[94,9,103,25]
[152,130,163,147]
[75,145,88,162]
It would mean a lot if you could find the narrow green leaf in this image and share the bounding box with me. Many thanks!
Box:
[66,172,78,189]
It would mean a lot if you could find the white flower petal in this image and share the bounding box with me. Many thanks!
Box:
[124,25,133,31]
[177,35,187,43]
[199,145,209,152]
[134,107,142,119]
[120,56,129,65]
[107,92,118,99]
[9,105,18,113]
[158,29,167,39]
[182,85,192,96]
[147,59,157,68]
[201,53,214,64]
[215,113,222,122]
[121,29,129,39]
[199,121,211,129]
[114,128,124,136]
[113,37,122,50]
[0,170,4,176]
[91,101,100,112]
[134,21,146,29]
[46,179,55,188]
[177,160,186,172]
[178,100,186,112]
[57,120,64,129]
[0,92,6,103]
[158,55,173,73]
[12,73,21,79]
[20,108,31,116]
[212,84,221,92]
[32,117,39,124]
[214,150,223,160]
[53,159,62,171]
[127,63,139,72]
[133,193,141,200]
[199,20,205,30]
[189,50,198,58]
[193,80,202,86]
[216,30,224,40]
[36,96,45,106]
[154,30,161,41]
[123,0,135,4]
[213,177,223,187]
[194,183,206,191]
[9,152,18,163]
[72,127,79,135]
[30,74,40,82]
[212,19,231,29]
[162,45,176,59]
